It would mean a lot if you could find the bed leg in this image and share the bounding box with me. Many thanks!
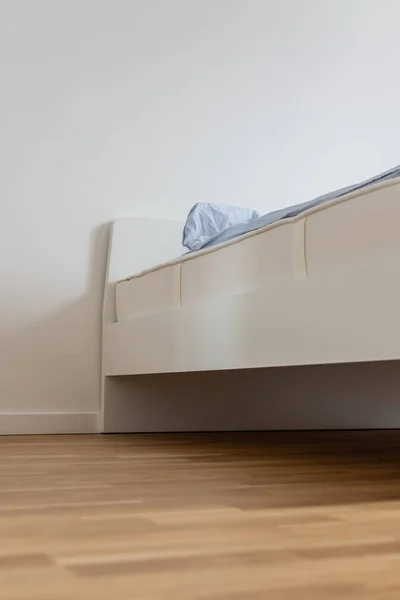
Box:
[101,376,140,433]
[101,374,181,433]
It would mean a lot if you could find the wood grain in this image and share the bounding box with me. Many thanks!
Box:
[1,431,400,599]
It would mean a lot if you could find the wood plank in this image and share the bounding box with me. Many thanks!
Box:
[1,432,400,599]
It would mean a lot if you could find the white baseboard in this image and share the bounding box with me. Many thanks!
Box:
[0,413,100,435]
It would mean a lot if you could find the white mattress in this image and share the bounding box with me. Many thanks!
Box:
[115,179,400,322]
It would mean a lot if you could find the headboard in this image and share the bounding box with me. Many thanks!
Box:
[102,217,185,325]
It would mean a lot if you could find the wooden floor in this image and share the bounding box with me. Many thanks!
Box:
[2,432,400,599]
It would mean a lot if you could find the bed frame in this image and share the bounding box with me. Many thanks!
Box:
[101,183,400,433]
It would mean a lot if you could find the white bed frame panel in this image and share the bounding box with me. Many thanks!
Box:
[102,194,400,433]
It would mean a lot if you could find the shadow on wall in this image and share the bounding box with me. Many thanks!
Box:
[103,359,400,434]
[0,223,111,414]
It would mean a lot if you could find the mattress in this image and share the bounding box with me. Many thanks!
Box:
[115,177,400,322]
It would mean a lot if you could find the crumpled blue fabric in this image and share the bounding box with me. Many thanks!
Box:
[182,202,260,251]
[183,164,400,252]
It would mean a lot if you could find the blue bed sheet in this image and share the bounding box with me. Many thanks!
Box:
[189,165,400,251]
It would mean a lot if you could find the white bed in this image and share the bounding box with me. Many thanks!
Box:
[101,178,400,433]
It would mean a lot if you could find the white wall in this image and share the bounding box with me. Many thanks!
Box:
[1,0,400,431]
